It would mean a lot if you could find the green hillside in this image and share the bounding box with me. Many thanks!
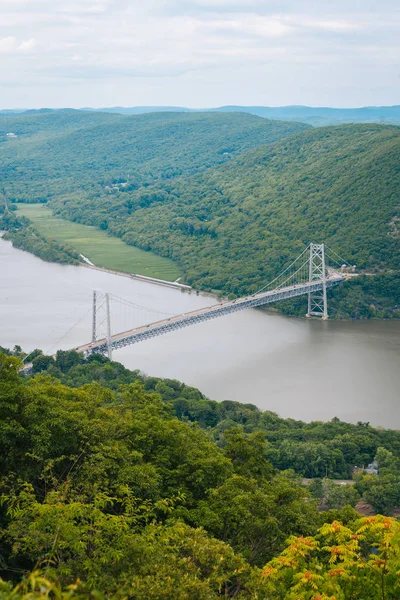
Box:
[2,349,400,598]
[50,123,400,317]
[0,109,309,203]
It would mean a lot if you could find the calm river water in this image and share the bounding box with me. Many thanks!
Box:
[1,239,399,427]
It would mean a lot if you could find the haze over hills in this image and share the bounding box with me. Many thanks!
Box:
[1,105,400,126]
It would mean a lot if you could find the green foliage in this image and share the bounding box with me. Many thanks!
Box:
[0,209,29,231]
[321,479,360,510]
[355,448,400,514]
[0,350,326,597]
[189,473,317,566]
[2,350,400,597]
[2,489,252,599]
[255,516,400,600]
[22,351,400,481]
[0,110,308,203]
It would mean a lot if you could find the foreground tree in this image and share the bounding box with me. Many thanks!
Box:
[254,515,400,600]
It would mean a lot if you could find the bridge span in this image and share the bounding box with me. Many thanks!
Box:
[77,273,345,357]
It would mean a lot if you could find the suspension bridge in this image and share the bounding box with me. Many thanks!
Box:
[70,243,353,360]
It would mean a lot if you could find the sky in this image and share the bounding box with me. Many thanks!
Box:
[0,0,399,109]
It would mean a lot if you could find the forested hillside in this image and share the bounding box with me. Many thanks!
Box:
[2,349,400,599]
[2,111,399,318]
[51,123,400,318]
[0,109,308,202]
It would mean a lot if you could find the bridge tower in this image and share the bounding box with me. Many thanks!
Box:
[91,291,113,359]
[105,293,112,361]
[306,243,328,319]
[92,291,97,343]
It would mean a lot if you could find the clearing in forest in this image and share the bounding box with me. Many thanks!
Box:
[16,203,181,281]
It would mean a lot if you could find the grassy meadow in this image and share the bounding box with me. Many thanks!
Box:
[16,204,181,281]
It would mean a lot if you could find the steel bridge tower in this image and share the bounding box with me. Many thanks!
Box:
[306,243,328,319]
[91,291,113,359]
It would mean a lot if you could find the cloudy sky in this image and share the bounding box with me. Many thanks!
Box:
[0,0,398,108]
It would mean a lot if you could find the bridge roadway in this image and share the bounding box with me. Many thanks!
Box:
[77,274,345,356]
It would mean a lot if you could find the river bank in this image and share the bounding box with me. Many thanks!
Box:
[82,263,193,292]
[8,205,400,321]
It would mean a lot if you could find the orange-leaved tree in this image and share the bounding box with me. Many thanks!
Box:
[255,515,400,600]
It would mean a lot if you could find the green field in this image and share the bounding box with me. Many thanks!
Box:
[16,204,181,281]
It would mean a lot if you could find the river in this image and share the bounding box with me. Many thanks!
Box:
[1,239,399,428]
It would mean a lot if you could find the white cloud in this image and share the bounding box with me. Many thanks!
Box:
[205,16,294,37]
[293,17,360,32]
[56,2,110,15]
[18,38,37,52]
[0,36,37,53]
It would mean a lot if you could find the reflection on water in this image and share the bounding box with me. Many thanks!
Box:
[1,239,399,428]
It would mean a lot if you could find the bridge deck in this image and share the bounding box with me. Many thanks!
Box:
[77,275,344,355]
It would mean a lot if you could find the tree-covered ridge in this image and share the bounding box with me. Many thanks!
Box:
[0,110,309,203]
[1,349,400,598]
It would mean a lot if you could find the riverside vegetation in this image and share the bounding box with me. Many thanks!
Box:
[1,110,399,318]
[1,347,400,599]
[14,204,181,280]
[0,209,81,265]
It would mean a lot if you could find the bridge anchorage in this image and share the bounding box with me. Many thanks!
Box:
[78,242,352,359]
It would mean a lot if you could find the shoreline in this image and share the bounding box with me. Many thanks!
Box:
[81,263,195,292]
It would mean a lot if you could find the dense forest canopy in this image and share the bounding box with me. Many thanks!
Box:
[0,110,309,203]
[1,348,400,598]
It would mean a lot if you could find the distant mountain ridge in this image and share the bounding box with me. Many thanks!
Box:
[1,105,400,126]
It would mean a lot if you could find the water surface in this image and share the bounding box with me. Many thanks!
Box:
[1,239,399,428]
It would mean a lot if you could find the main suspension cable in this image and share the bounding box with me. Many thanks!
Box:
[253,244,311,295]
